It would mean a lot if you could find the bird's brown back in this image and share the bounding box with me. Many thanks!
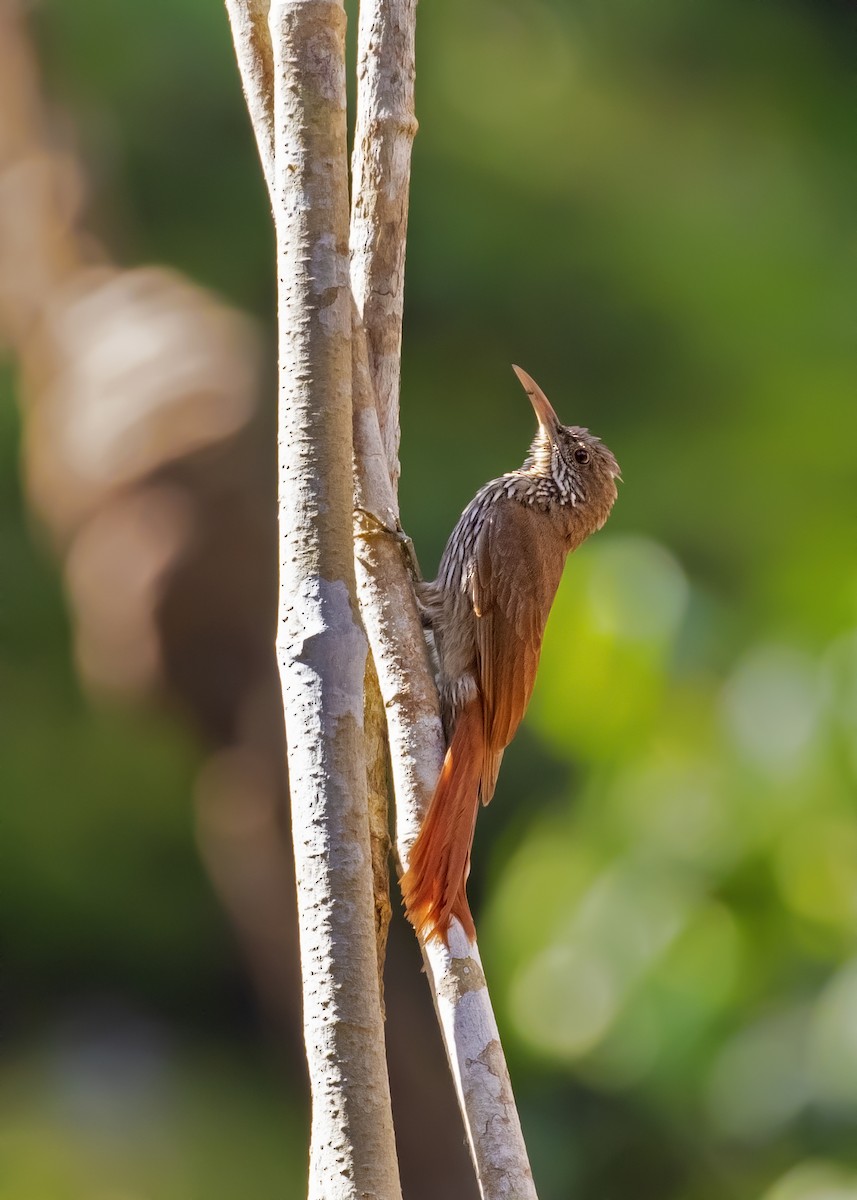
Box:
[402,367,620,942]
[425,486,574,802]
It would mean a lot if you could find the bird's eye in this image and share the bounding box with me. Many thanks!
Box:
[573,446,590,465]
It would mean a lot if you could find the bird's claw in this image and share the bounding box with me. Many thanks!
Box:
[354,506,423,584]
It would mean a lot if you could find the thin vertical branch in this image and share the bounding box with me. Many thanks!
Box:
[348,0,538,1194]
[264,0,402,1195]
[348,0,417,980]
[348,0,418,977]
[352,333,538,1200]
[349,0,418,487]
[228,0,394,980]
[225,0,275,193]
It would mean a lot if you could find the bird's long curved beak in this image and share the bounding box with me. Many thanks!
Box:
[512,364,560,433]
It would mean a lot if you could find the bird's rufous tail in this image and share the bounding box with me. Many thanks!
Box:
[401,699,484,943]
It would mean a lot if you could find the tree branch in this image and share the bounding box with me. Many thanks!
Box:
[225,0,275,194]
[265,0,402,1196]
[348,0,419,991]
[228,0,538,1189]
[348,0,537,1193]
[352,329,538,1200]
[349,0,418,487]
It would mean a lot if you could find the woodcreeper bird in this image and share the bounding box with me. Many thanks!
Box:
[401,365,620,943]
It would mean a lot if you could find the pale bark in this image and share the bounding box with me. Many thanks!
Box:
[228,0,394,981]
[224,0,275,193]
[348,0,430,992]
[349,0,418,486]
[348,1,538,1193]
[348,0,419,975]
[352,332,538,1200]
[227,0,538,1191]
[266,1,402,1197]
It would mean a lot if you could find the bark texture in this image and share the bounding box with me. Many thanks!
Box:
[224,0,275,191]
[347,2,537,1192]
[348,0,418,1010]
[349,0,418,486]
[268,1,401,1196]
[352,334,537,1200]
[227,0,538,1191]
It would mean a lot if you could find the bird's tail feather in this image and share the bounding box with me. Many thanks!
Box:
[401,699,484,943]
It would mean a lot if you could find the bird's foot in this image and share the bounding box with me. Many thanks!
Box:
[354,506,423,585]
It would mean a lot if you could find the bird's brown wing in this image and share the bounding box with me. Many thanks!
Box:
[470,498,568,803]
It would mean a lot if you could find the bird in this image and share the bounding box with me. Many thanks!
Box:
[401,365,620,944]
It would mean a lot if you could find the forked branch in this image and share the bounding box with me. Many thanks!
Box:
[227,1,402,1197]
[226,0,538,1193]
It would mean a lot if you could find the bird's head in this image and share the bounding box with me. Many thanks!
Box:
[513,364,620,530]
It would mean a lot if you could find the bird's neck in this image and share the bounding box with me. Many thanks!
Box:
[519,429,553,478]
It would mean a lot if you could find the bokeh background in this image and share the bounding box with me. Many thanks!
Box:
[2,0,857,1198]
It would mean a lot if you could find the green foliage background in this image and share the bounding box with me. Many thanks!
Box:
[2,1,857,1197]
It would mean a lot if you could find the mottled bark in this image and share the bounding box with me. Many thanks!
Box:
[224,0,275,192]
[348,0,419,974]
[347,0,538,1192]
[352,326,538,1200]
[267,1,402,1196]
[349,0,417,487]
[227,0,538,1191]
